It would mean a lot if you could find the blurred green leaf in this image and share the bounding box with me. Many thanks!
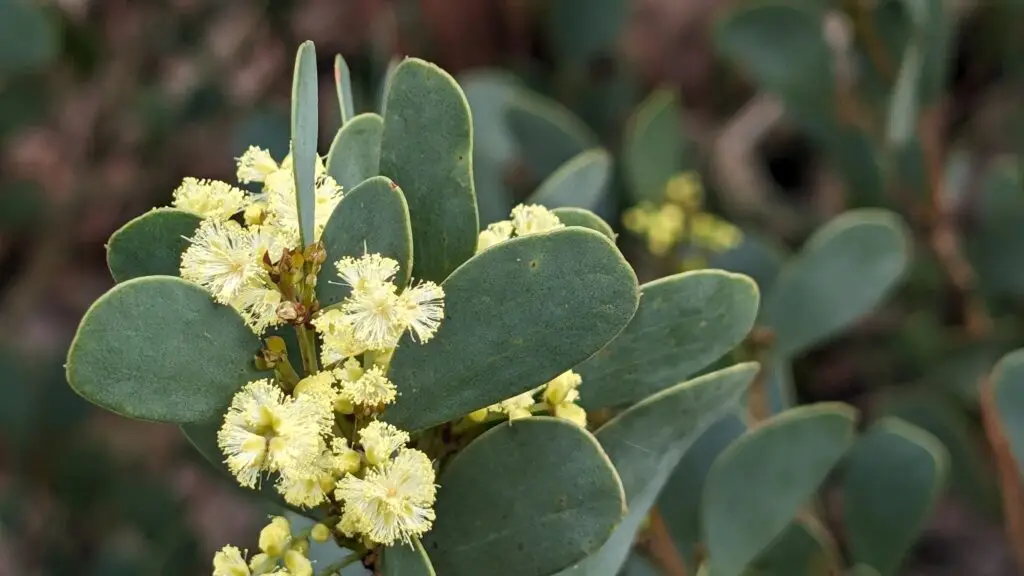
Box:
[623,90,693,203]
[750,517,839,576]
[527,148,611,211]
[334,54,356,124]
[0,0,59,75]
[506,90,598,182]
[546,0,627,65]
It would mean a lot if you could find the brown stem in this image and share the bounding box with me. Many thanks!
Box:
[642,508,688,576]
[918,105,992,338]
[747,327,775,423]
[979,375,1024,570]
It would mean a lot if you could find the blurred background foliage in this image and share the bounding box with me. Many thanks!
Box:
[4,0,1024,574]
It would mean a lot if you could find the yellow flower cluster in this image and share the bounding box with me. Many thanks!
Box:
[311,254,445,364]
[174,147,342,333]
[212,516,317,576]
[472,369,587,427]
[623,173,743,262]
[476,204,564,252]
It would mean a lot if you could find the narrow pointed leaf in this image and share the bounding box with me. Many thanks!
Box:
[993,349,1024,476]
[624,90,691,203]
[559,363,758,575]
[527,148,611,211]
[843,418,948,576]
[317,176,413,306]
[291,40,319,247]
[551,207,615,241]
[66,276,262,423]
[380,58,478,283]
[381,539,436,576]
[702,403,857,576]
[106,208,201,282]
[334,54,355,124]
[763,209,911,357]
[579,270,759,409]
[326,112,384,191]
[425,418,625,576]
[385,228,638,431]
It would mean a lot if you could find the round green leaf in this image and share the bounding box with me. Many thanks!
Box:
[843,417,948,576]
[66,277,262,423]
[380,58,478,283]
[527,148,611,211]
[763,209,911,357]
[326,113,384,192]
[559,363,757,576]
[992,348,1024,477]
[702,403,857,576]
[317,176,413,307]
[385,228,639,431]
[424,417,625,576]
[291,40,320,247]
[578,270,759,410]
[106,208,201,283]
[381,539,435,576]
[506,90,597,182]
[551,207,616,241]
[623,90,692,203]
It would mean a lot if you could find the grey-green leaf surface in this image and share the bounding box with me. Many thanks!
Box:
[546,0,628,65]
[334,54,356,125]
[763,209,911,357]
[623,89,691,203]
[843,418,948,576]
[749,517,839,576]
[505,90,598,181]
[559,363,758,576]
[291,40,319,247]
[708,230,789,296]
[702,403,857,576]
[381,539,435,576]
[326,113,384,191]
[317,176,413,306]
[992,349,1024,477]
[551,207,616,241]
[424,417,625,576]
[385,228,639,431]
[106,208,201,282]
[659,414,747,572]
[380,57,478,283]
[66,276,262,423]
[527,148,611,211]
[578,270,759,410]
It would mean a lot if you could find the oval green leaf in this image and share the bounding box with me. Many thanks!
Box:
[291,40,319,247]
[578,270,759,410]
[843,417,948,576]
[559,363,758,576]
[623,89,692,203]
[326,113,384,191]
[380,57,478,283]
[702,403,857,576]
[424,417,625,576]
[551,207,616,241]
[527,148,611,211]
[751,517,839,576]
[763,209,911,357]
[381,539,435,576]
[317,176,413,306]
[506,90,597,181]
[106,208,201,282]
[66,276,262,423]
[385,228,639,431]
[993,348,1024,477]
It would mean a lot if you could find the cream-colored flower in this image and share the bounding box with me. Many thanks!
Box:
[172,177,249,221]
[397,282,445,343]
[236,146,280,184]
[229,282,283,334]
[213,545,251,576]
[542,370,582,407]
[263,163,343,246]
[181,219,267,303]
[335,254,400,292]
[476,220,514,252]
[339,365,397,408]
[491,390,537,421]
[312,310,368,365]
[358,420,410,467]
[335,449,437,546]
[340,280,404,351]
[511,204,563,236]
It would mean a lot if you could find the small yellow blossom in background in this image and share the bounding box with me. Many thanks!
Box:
[484,370,588,427]
[359,420,410,467]
[622,172,743,262]
[338,364,397,408]
[236,146,280,184]
[258,516,292,557]
[476,204,563,252]
[172,177,250,221]
[310,522,331,543]
[491,390,537,421]
[212,545,251,576]
[335,448,437,546]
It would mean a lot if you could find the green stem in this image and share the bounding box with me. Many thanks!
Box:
[316,552,362,575]
[296,324,319,375]
[275,355,302,392]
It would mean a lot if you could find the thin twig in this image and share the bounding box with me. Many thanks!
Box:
[979,374,1024,570]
